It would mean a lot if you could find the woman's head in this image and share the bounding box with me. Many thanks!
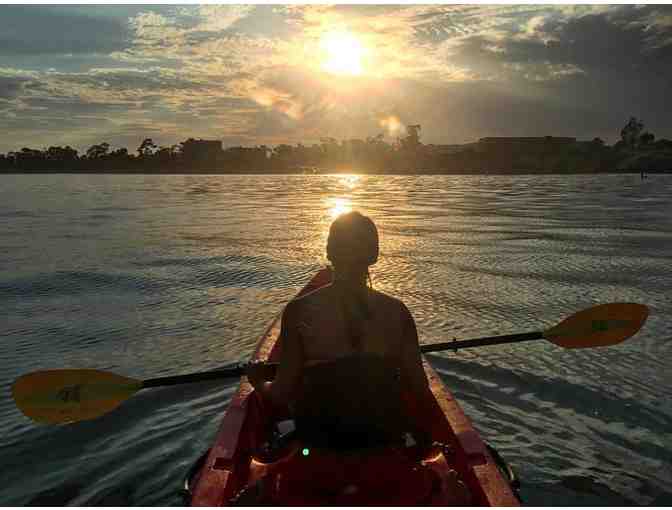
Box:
[326,211,379,273]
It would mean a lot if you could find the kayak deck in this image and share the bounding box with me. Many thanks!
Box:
[189,268,520,506]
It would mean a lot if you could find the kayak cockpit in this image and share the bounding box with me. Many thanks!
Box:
[184,409,474,506]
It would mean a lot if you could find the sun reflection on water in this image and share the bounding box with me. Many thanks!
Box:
[328,197,352,220]
[338,174,361,189]
[320,175,364,260]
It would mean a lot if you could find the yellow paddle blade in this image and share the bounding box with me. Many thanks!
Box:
[12,369,142,425]
[544,303,649,349]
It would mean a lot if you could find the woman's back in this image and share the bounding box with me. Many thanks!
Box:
[289,285,413,448]
[294,284,405,360]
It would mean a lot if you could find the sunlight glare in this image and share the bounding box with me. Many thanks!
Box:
[328,197,352,220]
[380,116,405,137]
[321,31,364,76]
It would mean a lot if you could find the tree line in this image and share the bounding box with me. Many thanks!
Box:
[1,118,671,174]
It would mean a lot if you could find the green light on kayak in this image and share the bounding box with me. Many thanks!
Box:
[302,448,310,456]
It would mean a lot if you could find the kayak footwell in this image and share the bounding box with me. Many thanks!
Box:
[188,268,520,506]
[225,429,469,505]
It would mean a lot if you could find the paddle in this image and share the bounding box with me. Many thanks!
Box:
[421,302,649,353]
[12,302,648,425]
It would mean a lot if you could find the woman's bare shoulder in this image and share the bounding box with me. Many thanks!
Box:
[285,284,332,314]
[369,289,413,318]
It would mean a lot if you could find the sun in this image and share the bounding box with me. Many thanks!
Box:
[321,31,364,76]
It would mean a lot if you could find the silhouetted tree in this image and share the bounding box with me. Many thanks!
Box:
[653,139,672,151]
[46,145,78,160]
[86,142,110,159]
[398,124,422,152]
[639,132,655,146]
[3,119,671,174]
[110,147,128,158]
[620,117,644,148]
[137,138,157,158]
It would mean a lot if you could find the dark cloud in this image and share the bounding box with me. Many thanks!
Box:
[510,8,672,76]
[0,6,131,56]
[433,6,672,141]
[429,6,669,84]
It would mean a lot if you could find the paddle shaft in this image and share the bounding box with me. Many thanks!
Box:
[140,330,544,389]
[143,366,245,388]
[420,331,543,354]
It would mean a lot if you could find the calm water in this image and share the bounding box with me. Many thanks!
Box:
[1,174,671,506]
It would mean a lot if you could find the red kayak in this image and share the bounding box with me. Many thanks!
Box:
[186,268,520,506]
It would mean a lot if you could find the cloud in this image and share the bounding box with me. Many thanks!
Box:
[436,5,672,87]
[120,6,256,60]
[0,6,131,56]
[2,4,672,152]
[195,5,255,32]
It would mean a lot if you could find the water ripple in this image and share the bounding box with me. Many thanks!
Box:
[1,174,670,506]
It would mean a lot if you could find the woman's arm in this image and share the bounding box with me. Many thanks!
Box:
[246,300,304,410]
[398,302,436,442]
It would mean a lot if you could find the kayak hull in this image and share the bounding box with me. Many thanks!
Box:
[189,268,520,506]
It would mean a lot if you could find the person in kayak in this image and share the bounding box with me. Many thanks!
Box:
[246,211,437,449]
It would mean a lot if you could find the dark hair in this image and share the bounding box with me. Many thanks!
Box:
[326,211,378,351]
[326,211,379,268]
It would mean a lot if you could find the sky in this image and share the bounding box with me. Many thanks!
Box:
[1,3,672,153]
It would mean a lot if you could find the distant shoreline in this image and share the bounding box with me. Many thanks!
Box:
[4,132,671,175]
[1,169,669,176]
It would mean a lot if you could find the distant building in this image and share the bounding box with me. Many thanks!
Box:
[181,139,222,161]
[426,144,477,155]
